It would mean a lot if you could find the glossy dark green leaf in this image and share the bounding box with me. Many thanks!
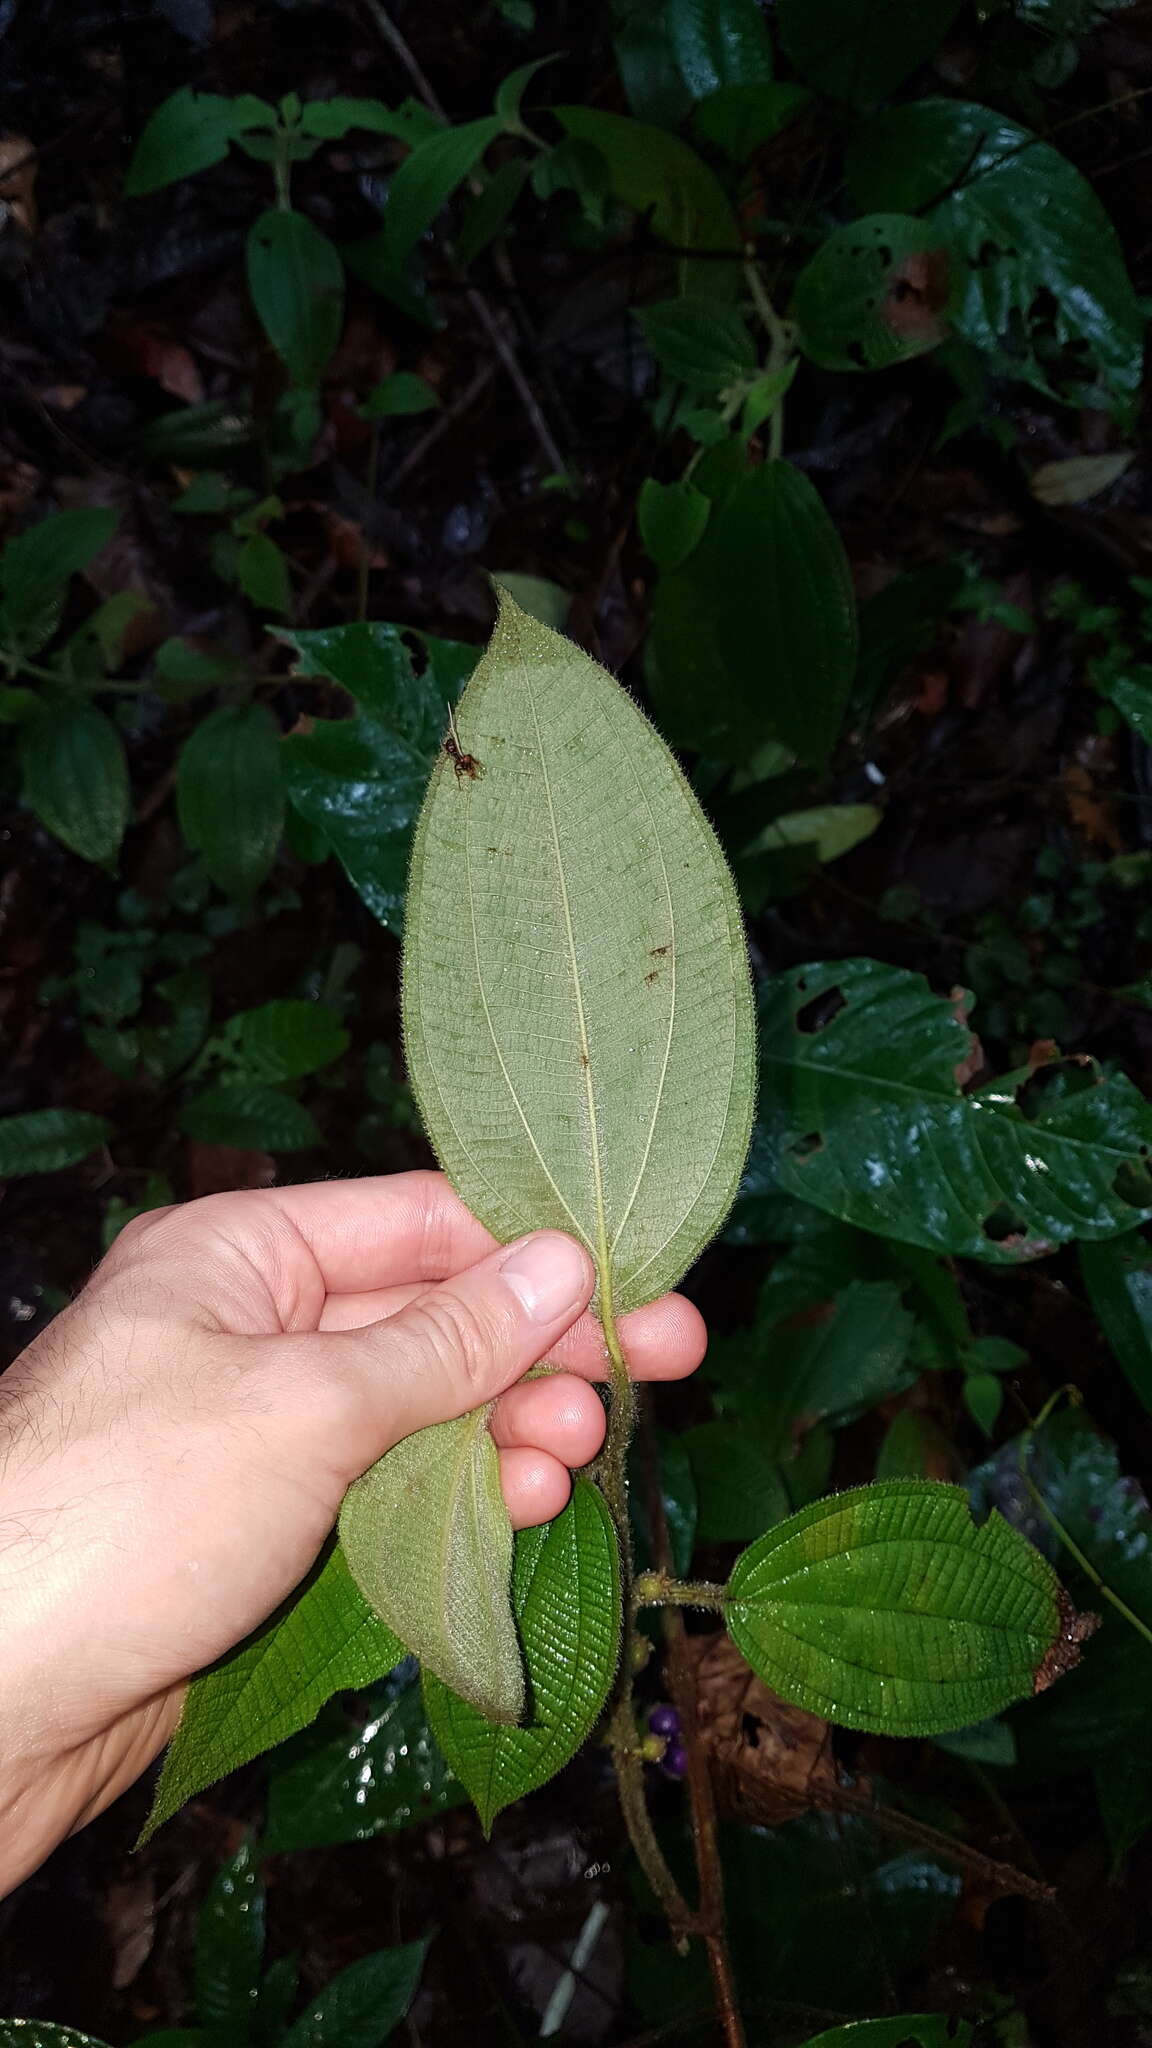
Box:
[650,458,857,764]
[798,2021,972,2048]
[848,100,1143,400]
[1080,1232,1152,1416]
[555,107,740,289]
[19,702,129,866]
[281,1942,426,2048]
[794,215,950,372]
[233,999,349,1081]
[423,1479,621,1830]
[144,1545,402,1842]
[264,1663,462,1853]
[665,0,774,98]
[709,1278,916,1453]
[638,479,710,571]
[382,116,502,265]
[176,703,285,898]
[195,1844,265,2031]
[281,623,475,934]
[727,1481,1063,1735]
[613,0,694,127]
[0,507,118,654]
[247,208,345,387]
[693,81,810,160]
[361,372,440,418]
[124,87,241,195]
[0,1108,111,1177]
[636,296,755,390]
[179,1080,319,1151]
[779,0,963,104]
[760,957,1152,1260]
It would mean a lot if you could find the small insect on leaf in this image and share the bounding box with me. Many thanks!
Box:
[444,703,481,781]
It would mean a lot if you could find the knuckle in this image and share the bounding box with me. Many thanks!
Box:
[403,1287,510,1399]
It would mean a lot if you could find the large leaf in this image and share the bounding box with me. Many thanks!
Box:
[848,100,1143,401]
[793,215,950,373]
[0,507,117,653]
[1081,1232,1152,1417]
[124,87,244,195]
[554,106,740,290]
[779,0,962,103]
[710,1277,916,1451]
[401,587,755,1313]
[424,1478,621,1829]
[247,208,345,387]
[340,1408,523,1723]
[759,957,1152,1261]
[264,1663,462,1853]
[195,1845,264,2032]
[20,701,129,865]
[143,1544,402,1843]
[176,703,285,898]
[726,1481,1063,1735]
[233,998,349,1081]
[282,623,476,935]
[0,1109,111,1177]
[665,0,774,98]
[650,457,857,764]
[380,116,502,265]
[281,1943,426,2048]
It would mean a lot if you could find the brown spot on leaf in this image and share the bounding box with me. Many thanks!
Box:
[882,246,951,349]
[1033,1589,1099,1695]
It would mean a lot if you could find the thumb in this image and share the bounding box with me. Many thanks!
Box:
[300,1230,596,1475]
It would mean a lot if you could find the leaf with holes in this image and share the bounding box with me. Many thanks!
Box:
[848,99,1143,401]
[341,1408,523,1723]
[760,958,1152,1260]
[794,216,951,372]
[779,0,964,105]
[142,1544,402,1843]
[423,1478,621,1829]
[247,209,345,387]
[727,1482,1065,1735]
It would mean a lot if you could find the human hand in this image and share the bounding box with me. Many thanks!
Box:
[0,1170,705,1893]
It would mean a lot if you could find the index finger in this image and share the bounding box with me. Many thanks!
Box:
[259,1170,503,1293]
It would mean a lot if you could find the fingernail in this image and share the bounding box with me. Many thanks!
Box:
[500,1233,592,1323]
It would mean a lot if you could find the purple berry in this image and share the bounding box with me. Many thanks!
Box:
[662,1742,688,1780]
[648,1703,681,1738]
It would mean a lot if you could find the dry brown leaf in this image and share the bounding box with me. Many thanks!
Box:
[0,134,38,235]
[686,1633,848,1824]
[883,247,951,350]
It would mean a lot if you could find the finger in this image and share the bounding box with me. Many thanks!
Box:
[499,1447,573,1528]
[320,1282,707,1382]
[489,1373,606,1467]
[262,1230,597,1474]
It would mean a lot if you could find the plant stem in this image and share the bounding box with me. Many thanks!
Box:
[1019,1388,1152,1650]
[634,1575,727,1612]
[743,253,792,462]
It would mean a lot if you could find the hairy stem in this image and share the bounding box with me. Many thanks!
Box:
[634,1575,727,1612]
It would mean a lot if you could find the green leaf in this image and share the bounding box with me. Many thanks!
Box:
[281,623,476,933]
[779,0,963,104]
[0,506,118,654]
[361,372,440,418]
[20,701,129,866]
[263,1662,463,1852]
[794,216,950,373]
[455,158,531,264]
[742,802,881,863]
[282,1942,426,2048]
[797,2021,972,2048]
[665,0,774,98]
[1081,1232,1152,1417]
[233,999,349,1081]
[650,458,857,765]
[0,2031,115,2048]
[495,54,559,131]
[638,479,710,571]
[554,107,741,290]
[424,1479,621,1829]
[298,96,425,140]
[246,209,345,387]
[143,1543,401,1844]
[848,100,1143,400]
[401,587,755,1314]
[341,1408,523,1721]
[726,1481,1063,1735]
[636,296,756,391]
[124,87,240,196]
[683,1420,790,1541]
[179,1080,319,1151]
[195,1844,265,2031]
[0,1108,111,1177]
[491,571,570,629]
[710,1278,916,1454]
[382,116,503,265]
[177,703,285,899]
[237,531,293,615]
[693,82,810,161]
[759,957,1152,1260]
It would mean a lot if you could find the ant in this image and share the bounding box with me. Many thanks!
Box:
[443,704,480,781]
